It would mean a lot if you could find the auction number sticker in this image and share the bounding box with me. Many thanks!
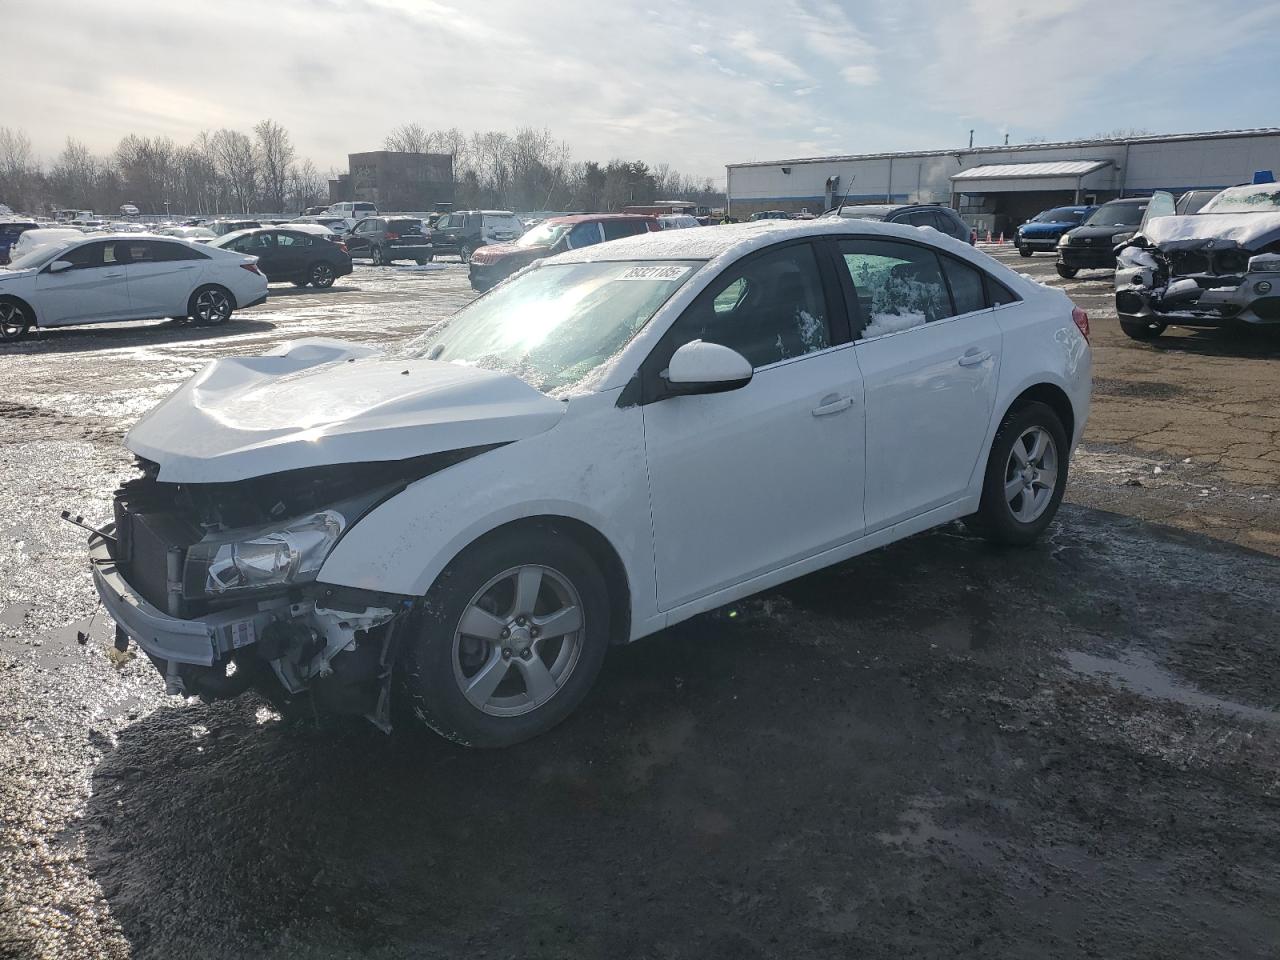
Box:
[617,265,689,282]
[229,619,257,649]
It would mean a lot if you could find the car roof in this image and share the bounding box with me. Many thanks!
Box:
[544,213,656,225]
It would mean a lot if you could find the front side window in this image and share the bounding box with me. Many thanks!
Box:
[567,222,602,249]
[665,243,830,368]
[401,259,702,394]
[839,238,950,339]
[61,242,107,269]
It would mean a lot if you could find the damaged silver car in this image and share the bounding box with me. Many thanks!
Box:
[1115,183,1280,340]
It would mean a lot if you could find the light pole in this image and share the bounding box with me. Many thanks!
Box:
[163,200,171,220]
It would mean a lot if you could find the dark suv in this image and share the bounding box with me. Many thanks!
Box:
[468,214,659,291]
[1055,192,1174,278]
[825,203,975,244]
[345,217,432,265]
[427,210,526,262]
[0,220,41,264]
[210,227,353,287]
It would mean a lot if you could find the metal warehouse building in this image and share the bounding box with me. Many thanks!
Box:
[726,128,1280,237]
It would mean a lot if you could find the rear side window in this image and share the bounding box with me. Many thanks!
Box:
[985,275,1018,306]
[903,210,934,227]
[838,238,951,338]
[276,232,312,247]
[940,256,986,315]
[601,219,651,241]
[150,240,208,261]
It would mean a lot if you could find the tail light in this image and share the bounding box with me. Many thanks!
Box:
[1071,305,1090,341]
[385,231,399,241]
[241,263,263,276]
[969,229,977,245]
[336,242,348,253]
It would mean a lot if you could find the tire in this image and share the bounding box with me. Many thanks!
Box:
[0,298,32,342]
[308,262,336,288]
[292,279,309,288]
[419,253,434,263]
[187,285,234,325]
[370,245,386,266]
[1119,316,1166,340]
[1018,246,1033,258]
[401,525,611,748]
[1055,263,1078,279]
[460,244,475,264]
[965,401,1069,546]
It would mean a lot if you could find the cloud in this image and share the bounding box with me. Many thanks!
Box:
[727,30,811,82]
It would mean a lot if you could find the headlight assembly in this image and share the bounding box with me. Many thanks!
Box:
[1057,234,1071,247]
[1112,232,1133,246]
[185,510,346,597]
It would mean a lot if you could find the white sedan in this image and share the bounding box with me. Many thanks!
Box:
[0,233,268,342]
[89,219,1090,746]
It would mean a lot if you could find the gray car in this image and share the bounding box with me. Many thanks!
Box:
[824,203,975,245]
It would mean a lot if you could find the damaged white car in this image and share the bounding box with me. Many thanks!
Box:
[89,220,1091,747]
[1115,183,1280,340]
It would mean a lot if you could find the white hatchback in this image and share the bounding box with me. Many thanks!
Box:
[0,233,268,342]
[90,219,1090,746]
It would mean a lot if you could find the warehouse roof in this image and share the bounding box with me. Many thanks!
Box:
[728,128,1280,170]
[951,160,1112,181]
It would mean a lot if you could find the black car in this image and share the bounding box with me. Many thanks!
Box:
[344,216,432,264]
[426,210,525,262]
[0,220,41,265]
[1055,192,1174,278]
[826,203,975,244]
[210,227,353,287]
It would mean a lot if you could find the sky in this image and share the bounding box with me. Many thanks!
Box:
[6,0,1279,181]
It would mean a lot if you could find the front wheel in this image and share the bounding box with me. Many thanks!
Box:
[308,262,336,288]
[965,401,1069,546]
[188,285,234,325]
[1055,263,1078,279]
[1018,246,1033,258]
[370,245,386,266]
[1119,316,1166,340]
[0,299,32,342]
[460,244,475,264]
[401,526,610,748]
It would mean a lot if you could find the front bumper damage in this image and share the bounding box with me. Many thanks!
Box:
[90,526,413,730]
[1115,242,1280,328]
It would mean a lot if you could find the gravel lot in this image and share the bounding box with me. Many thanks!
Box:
[2,249,1278,959]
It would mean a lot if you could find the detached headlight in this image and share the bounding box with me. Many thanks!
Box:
[1111,232,1133,246]
[185,510,346,597]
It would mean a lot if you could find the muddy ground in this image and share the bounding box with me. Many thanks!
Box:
[1,249,1278,959]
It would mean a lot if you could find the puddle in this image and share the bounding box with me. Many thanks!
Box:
[0,601,33,627]
[1065,649,1279,727]
[876,798,1000,867]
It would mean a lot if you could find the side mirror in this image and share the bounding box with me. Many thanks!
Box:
[48,260,73,274]
[662,340,753,396]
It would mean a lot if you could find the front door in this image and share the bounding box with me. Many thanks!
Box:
[641,241,866,611]
[838,237,1002,530]
[33,240,132,325]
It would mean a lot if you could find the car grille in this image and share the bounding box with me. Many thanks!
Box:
[1168,249,1251,277]
[1253,297,1280,321]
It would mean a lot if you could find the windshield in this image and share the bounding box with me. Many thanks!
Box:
[1201,185,1280,213]
[484,214,524,234]
[400,259,703,394]
[6,241,73,270]
[516,222,569,248]
[1083,201,1146,227]
[1032,207,1084,224]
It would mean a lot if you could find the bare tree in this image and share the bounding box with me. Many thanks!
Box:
[384,123,434,153]
[254,119,296,213]
[0,127,40,211]
[287,158,327,212]
[49,138,100,210]
[209,129,258,213]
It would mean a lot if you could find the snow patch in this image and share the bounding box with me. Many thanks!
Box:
[862,311,926,339]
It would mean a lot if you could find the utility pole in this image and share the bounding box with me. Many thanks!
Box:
[969,129,974,149]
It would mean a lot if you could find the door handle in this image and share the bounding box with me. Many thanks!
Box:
[811,394,853,417]
[102,272,124,278]
[957,349,991,367]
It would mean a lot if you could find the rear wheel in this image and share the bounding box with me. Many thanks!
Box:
[1120,316,1166,340]
[308,262,336,287]
[1018,246,1033,258]
[401,526,610,748]
[0,298,32,342]
[1056,263,1078,279]
[965,401,1069,546]
[460,244,475,264]
[188,285,234,325]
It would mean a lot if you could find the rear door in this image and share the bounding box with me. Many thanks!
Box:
[124,239,207,314]
[33,240,133,324]
[841,236,1003,530]
[272,231,312,277]
[430,214,457,253]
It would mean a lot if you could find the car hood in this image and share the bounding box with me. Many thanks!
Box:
[1068,223,1139,241]
[0,266,37,280]
[1021,220,1075,234]
[1141,212,1280,249]
[126,338,566,483]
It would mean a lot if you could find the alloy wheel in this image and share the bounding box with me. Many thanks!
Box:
[451,564,585,717]
[0,302,28,341]
[194,288,231,323]
[311,263,335,287]
[1004,426,1058,523]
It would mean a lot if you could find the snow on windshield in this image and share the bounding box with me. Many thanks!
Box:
[1201,184,1280,213]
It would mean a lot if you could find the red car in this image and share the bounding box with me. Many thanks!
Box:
[467,214,658,291]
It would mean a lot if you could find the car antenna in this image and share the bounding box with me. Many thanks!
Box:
[834,173,856,213]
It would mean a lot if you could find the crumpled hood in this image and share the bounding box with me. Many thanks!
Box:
[127,338,566,483]
[1142,212,1280,248]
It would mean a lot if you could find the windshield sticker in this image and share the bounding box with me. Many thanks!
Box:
[617,265,689,282]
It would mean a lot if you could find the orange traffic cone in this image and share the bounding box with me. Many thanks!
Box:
[985,229,992,242]
[997,232,1004,243]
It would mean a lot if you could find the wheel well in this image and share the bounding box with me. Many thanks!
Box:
[1007,383,1075,443]
[462,516,632,645]
[0,293,35,318]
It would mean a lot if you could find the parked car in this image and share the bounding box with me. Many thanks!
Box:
[326,201,378,224]
[0,220,42,264]
[1055,193,1174,278]
[749,210,791,221]
[208,219,262,236]
[427,210,525,262]
[284,222,346,246]
[0,234,267,342]
[7,227,87,263]
[1175,189,1222,216]
[468,214,659,291]
[291,215,351,236]
[158,225,217,242]
[1014,206,1095,257]
[87,218,1089,747]
[1114,182,1280,340]
[657,214,702,230]
[209,227,352,287]
[825,203,976,245]
[344,216,432,265]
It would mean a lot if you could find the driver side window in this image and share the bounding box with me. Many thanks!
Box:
[666,243,830,369]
